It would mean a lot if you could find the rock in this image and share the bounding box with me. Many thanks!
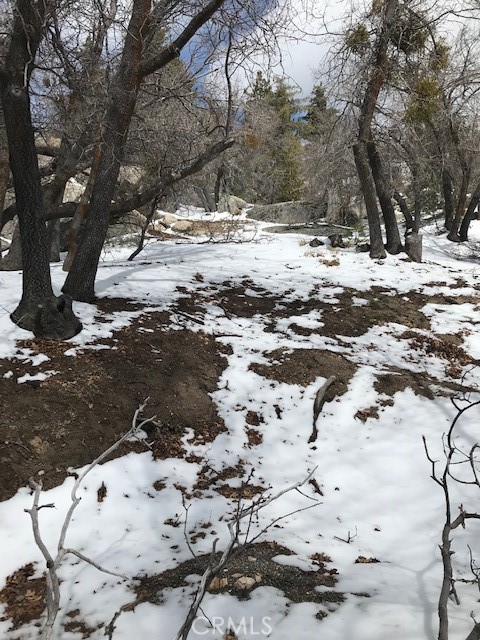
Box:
[231,573,243,579]
[63,178,84,203]
[248,201,324,224]
[155,212,178,227]
[171,220,194,233]
[234,576,256,590]
[107,210,147,240]
[309,238,324,247]
[118,165,144,189]
[355,243,370,253]
[328,234,345,248]
[1,219,14,241]
[218,195,249,216]
[254,574,262,583]
[405,232,422,262]
[209,576,228,591]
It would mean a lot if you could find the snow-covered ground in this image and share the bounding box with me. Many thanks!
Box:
[0,215,480,639]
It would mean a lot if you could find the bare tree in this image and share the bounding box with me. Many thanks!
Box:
[424,394,480,640]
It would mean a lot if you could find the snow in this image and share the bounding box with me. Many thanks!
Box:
[0,216,480,639]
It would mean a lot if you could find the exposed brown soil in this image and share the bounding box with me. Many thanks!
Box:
[134,541,343,607]
[0,277,476,636]
[0,301,226,501]
[0,564,45,630]
[250,349,357,400]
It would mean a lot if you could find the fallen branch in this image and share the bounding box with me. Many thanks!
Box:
[309,376,337,443]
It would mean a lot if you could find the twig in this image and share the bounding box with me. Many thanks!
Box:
[24,399,151,640]
[171,468,319,640]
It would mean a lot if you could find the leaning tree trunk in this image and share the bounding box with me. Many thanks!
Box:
[393,191,414,231]
[63,0,226,301]
[353,142,385,258]
[0,0,82,338]
[459,181,480,241]
[448,168,470,242]
[353,0,398,260]
[62,0,152,302]
[367,140,402,254]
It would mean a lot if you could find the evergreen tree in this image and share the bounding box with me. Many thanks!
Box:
[237,73,304,203]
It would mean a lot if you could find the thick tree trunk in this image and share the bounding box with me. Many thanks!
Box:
[442,169,454,231]
[0,0,81,338]
[2,86,54,323]
[353,142,386,258]
[367,140,402,254]
[63,136,103,272]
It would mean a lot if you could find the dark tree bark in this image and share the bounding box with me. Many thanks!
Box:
[442,169,454,231]
[367,140,402,254]
[459,180,480,241]
[0,0,82,337]
[353,142,385,258]
[63,0,227,302]
[393,190,414,231]
[448,167,470,241]
[62,0,152,301]
[353,0,398,260]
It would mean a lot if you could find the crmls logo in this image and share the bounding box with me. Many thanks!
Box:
[191,616,273,636]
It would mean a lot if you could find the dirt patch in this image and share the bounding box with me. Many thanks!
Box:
[401,330,474,377]
[0,563,45,630]
[250,349,357,399]
[134,541,343,608]
[320,288,431,338]
[0,307,226,501]
[374,368,472,400]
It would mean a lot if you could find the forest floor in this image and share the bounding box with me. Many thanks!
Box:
[0,212,480,639]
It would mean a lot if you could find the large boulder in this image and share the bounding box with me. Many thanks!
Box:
[154,212,178,227]
[248,201,324,224]
[218,195,249,216]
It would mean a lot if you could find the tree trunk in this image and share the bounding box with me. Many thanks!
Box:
[442,169,454,231]
[393,190,414,231]
[459,181,480,241]
[367,140,402,254]
[0,217,22,270]
[354,0,398,259]
[63,135,103,272]
[447,169,469,241]
[0,0,82,338]
[63,0,227,301]
[47,219,61,262]
[63,0,152,301]
[353,142,386,258]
